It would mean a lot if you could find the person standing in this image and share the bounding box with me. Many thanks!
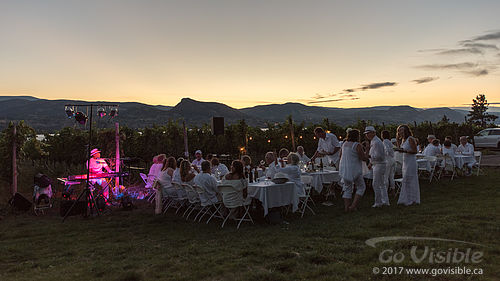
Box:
[339,129,368,211]
[396,125,420,206]
[364,126,389,207]
[310,127,341,167]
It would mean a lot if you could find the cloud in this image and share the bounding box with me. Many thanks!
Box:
[343,88,355,93]
[312,93,327,100]
[359,82,397,90]
[462,42,499,50]
[463,69,489,76]
[412,77,439,84]
[437,48,483,55]
[308,97,359,104]
[472,31,500,41]
[416,62,477,70]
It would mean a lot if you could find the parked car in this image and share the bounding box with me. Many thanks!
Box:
[474,128,500,148]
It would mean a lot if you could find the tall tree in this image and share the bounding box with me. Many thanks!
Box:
[468,94,498,127]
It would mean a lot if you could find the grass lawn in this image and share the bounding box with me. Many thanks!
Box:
[1,168,499,281]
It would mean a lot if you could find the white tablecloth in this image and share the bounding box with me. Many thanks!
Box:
[248,181,298,216]
[454,155,475,168]
[302,171,340,193]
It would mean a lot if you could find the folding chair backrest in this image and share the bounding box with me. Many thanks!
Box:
[218,184,243,208]
[182,183,199,204]
[474,151,482,164]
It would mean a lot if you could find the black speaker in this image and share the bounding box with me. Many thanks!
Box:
[8,193,32,212]
[211,117,224,135]
[60,200,87,216]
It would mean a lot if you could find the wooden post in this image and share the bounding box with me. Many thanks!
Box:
[289,116,296,152]
[183,121,189,160]
[115,122,120,194]
[12,124,17,195]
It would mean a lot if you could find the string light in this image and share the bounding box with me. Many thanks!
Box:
[299,136,303,139]
[267,139,271,143]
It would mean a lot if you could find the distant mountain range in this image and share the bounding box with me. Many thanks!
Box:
[0,96,497,132]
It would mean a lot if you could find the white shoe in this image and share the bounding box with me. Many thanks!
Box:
[372,203,382,208]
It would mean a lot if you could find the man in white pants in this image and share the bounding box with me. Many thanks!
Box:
[364,126,389,207]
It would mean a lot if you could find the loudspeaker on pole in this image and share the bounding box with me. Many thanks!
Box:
[211,117,224,136]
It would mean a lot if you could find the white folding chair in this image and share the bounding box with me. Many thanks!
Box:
[182,183,201,220]
[193,185,224,223]
[166,182,188,215]
[218,184,254,229]
[299,175,316,218]
[140,173,156,202]
[474,151,483,176]
[439,155,456,181]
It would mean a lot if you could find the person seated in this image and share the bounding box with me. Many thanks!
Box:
[263,151,278,179]
[220,160,248,217]
[277,153,305,197]
[146,155,164,187]
[277,148,290,167]
[191,150,205,170]
[296,146,310,164]
[457,136,476,175]
[172,157,184,184]
[423,139,442,157]
[180,160,196,185]
[156,157,177,198]
[441,140,456,167]
[194,161,219,204]
[444,136,458,153]
[241,155,252,172]
[211,157,229,179]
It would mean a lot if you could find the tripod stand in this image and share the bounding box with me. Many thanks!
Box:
[62,104,117,221]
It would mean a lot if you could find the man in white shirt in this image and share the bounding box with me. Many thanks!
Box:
[423,139,442,157]
[210,157,229,179]
[364,126,389,207]
[194,161,219,204]
[296,146,310,163]
[457,136,476,174]
[192,150,205,170]
[263,151,278,179]
[311,127,340,167]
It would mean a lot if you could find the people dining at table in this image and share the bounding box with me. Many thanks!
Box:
[276,152,305,197]
[311,127,341,167]
[364,126,389,207]
[381,130,396,192]
[211,157,229,179]
[263,151,279,179]
[339,129,368,212]
[457,136,476,175]
[423,139,442,157]
[396,124,420,206]
[296,146,310,163]
[192,150,205,170]
[194,161,219,204]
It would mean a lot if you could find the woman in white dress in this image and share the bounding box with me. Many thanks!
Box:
[221,160,248,217]
[396,125,420,206]
[381,130,395,191]
[339,129,368,212]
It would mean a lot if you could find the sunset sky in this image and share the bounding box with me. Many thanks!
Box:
[1,0,499,109]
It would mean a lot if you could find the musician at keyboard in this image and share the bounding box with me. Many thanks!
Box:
[87,148,113,199]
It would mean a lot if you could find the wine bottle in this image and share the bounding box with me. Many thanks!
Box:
[319,158,324,172]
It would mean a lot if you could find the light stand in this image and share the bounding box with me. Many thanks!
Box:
[62,103,118,222]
